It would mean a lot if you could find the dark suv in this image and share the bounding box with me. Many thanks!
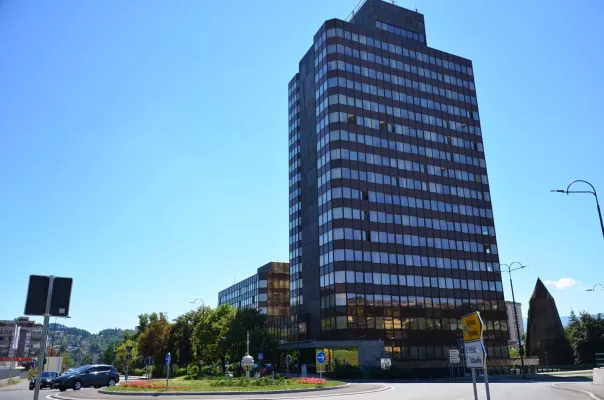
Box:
[29,371,59,390]
[53,365,119,391]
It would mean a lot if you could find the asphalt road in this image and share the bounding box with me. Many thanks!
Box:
[0,379,600,400]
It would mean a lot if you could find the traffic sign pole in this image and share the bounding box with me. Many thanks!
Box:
[165,353,171,389]
[471,368,478,400]
[316,351,326,383]
[462,311,488,400]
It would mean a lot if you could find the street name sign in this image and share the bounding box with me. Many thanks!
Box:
[464,340,486,368]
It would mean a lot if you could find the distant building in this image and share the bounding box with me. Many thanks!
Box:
[505,301,524,345]
[218,261,290,317]
[0,317,49,367]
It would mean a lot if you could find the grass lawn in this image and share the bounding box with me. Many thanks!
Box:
[105,376,345,392]
[0,378,21,388]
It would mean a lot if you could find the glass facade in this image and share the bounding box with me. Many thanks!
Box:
[289,0,508,361]
[217,262,290,317]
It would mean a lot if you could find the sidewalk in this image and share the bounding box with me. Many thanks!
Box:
[553,382,604,400]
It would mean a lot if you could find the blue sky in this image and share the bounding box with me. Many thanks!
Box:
[0,0,602,333]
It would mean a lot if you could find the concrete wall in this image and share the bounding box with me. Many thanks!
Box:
[595,368,604,385]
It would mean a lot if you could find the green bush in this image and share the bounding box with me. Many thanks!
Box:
[174,368,188,377]
[132,368,146,376]
[186,364,199,377]
[28,368,38,380]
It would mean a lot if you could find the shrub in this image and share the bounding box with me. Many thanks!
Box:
[174,368,188,377]
[133,368,146,376]
[28,368,38,380]
[186,364,199,377]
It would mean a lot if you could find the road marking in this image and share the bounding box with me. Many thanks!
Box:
[46,384,392,400]
[552,383,603,400]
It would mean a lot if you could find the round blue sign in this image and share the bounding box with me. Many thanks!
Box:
[165,352,171,365]
[316,351,326,364]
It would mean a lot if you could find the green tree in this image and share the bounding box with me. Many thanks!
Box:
[170,308,206,367]
[138,313,171,363]
[565,311,604,364]
[101,342,116,365]
[113,340,139,372]
[192,305,236,372]
[62,353,74,370]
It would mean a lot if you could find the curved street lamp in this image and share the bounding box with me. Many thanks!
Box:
[500,262,528,379]
[190,298,205,306]
[551,180,604,240]
[586,284,604,292]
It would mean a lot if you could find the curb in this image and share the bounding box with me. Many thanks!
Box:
[551,383,603,400]
[97,383,351,396]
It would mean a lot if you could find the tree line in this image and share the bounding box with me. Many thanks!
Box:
[101,304,279,374]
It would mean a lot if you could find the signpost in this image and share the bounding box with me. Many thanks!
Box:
[165,352,171,389]
[24,275,73,400]
[145,356,154,379]
[125,346,133,382]
[462,312,490,400]
[316,351,326,382]
[285,354,292,375]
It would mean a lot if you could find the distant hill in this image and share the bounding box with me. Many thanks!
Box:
[49,323,133,355]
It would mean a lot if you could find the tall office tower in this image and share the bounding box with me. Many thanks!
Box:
[288,0,508,363]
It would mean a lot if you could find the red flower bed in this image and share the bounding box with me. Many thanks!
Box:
[120,380,167,389]
[297,377,326,385]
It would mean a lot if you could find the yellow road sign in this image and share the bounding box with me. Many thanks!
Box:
[461,312,483,341]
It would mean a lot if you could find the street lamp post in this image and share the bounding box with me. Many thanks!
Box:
[586,284,604,292]
[551,180,604,240]
[500,262,528,379]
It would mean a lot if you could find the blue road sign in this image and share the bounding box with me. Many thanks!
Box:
[33,359,37,368]
[165,352,171,365]
[258,353,263,360]
[316,351,326,364]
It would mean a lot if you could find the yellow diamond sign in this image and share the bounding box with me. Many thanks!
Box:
[461,312,483,342]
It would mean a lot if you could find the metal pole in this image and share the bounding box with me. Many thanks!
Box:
[484,367,491,400]
[471,368,478,400]
[596,200,604,240]
[34,276,54,400]
[509,273,525,378]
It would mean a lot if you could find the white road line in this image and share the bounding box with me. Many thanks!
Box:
[551,383,603,400]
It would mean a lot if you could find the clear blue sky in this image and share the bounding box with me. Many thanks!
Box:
[1,0,602,333]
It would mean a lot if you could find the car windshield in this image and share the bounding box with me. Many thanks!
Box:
[67,366,87,374]
[41,372,56,378]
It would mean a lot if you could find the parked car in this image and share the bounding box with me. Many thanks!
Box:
[29,371,59,390]
[53,364,119,391]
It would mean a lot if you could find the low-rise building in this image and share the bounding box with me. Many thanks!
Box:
[218,261,290,317]
[0,317,49,367]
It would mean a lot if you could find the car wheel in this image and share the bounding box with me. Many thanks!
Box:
[73,381,82,391]
[59,388,67,392]
[107,378,117,387]
[29,387,34,390]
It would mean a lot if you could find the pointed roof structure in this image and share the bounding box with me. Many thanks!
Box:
[525,278,573,365]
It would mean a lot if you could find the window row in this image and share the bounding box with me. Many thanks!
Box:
[322,292,504,312]
[319,229,497,258]
[319,128,481,160]
[316,62,478,117]
[317,130,483,178]
[320,250,497,273]
[317,74,478,123]
[319,187,494,220]
[317,87,479,138]
[317,144,488,186]
[320,165,489,204]
[319,207,495,237]
[375,20,425,43]
[318,41,474,93]
[323,26,473,76]
[322,316,505,334]
[320,271,503,292]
